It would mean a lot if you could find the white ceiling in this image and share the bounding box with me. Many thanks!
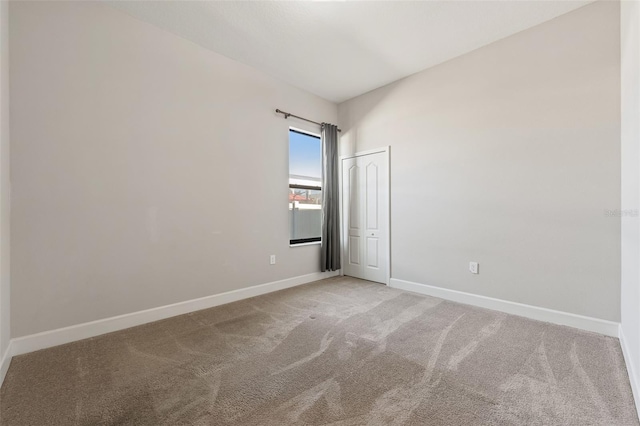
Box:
[108,1,594,103]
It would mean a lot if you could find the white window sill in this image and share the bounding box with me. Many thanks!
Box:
[289,241,322,247]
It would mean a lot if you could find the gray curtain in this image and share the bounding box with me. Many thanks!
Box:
[321,123,341,272]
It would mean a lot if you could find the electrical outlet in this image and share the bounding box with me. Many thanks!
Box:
[270,255,276,265]
[469,262,479,274]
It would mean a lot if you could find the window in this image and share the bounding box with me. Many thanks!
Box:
[289,128,322,244]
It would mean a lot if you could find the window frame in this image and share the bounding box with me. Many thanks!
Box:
[289,127,322,246]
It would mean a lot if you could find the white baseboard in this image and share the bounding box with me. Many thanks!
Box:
[389,278,619,337]
[8,271,339,360]
[0,341,11,387]
[619,325,640,420]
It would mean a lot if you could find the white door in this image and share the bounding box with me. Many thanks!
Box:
[341,148,389,284]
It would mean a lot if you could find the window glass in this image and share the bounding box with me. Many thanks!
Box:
[289,129,322,244]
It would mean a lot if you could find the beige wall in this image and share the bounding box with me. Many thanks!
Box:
[621,0,640,407]
[338,1,621,321]
[10,1,337,337]
[0,0,9,358]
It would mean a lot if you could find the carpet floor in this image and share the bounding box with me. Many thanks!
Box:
[0,276,638,425]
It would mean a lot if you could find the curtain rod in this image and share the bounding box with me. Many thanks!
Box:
[275,109,342,132]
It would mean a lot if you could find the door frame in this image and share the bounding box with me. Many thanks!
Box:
[339,146,391,285]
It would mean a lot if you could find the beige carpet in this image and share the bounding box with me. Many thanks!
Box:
[0,276,637,425]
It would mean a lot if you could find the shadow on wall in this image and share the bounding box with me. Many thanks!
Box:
[338,81,400,156]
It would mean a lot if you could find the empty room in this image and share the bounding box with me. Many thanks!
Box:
[0,0,639,424]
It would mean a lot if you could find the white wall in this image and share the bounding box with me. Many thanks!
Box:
[338,1,620,321]
[0,0,9,362]
[10,1,336,338]
[621,0,640,411]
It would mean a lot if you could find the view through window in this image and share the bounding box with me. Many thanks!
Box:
[289,129,322,244]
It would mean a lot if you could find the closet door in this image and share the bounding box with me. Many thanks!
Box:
[341,149,389,284]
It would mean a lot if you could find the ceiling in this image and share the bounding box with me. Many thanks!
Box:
[108,1,594,104]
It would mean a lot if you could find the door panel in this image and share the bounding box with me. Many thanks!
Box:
[366,237,379,268]
[348,165,359,230]
[342,150,389,284]
[349,236,360,265]
[365,163,378,230]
